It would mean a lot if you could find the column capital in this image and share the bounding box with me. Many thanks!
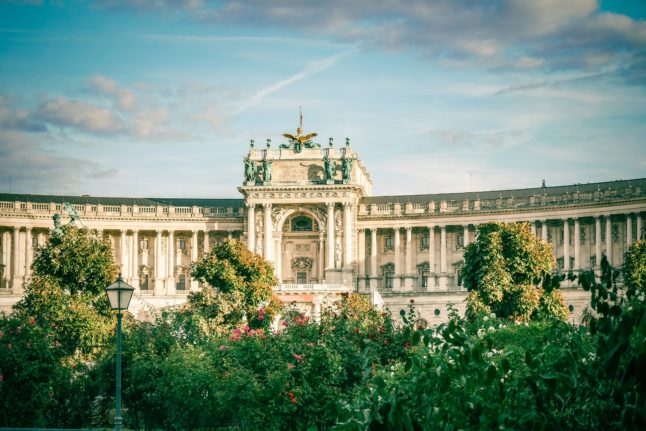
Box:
[404,226,412,232]
[358,228,365,233]
[131,228,139,233]
[120,229,126,234]
[428,224,435,230]
[326,202,335,209]
[25,226,32,232]
[12,226,19,232]
[342,202,353,208]
[168,229,175,235]
[263,202,272,209]
[192,230,198,235]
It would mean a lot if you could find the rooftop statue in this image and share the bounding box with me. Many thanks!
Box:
[280,107,320,153]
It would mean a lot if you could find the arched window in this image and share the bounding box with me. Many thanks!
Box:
[292,216,313,232]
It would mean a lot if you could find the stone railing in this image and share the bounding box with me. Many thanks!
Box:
[275,283,353,292]
[359,182,645,217]
[0,201,243,219]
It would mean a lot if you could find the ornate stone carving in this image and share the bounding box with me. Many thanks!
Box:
[292,256,313,270]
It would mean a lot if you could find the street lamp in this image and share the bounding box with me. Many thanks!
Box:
[104,274,135,431]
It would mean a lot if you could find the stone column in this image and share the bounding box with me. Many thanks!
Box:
[573,219,580,271]
[626,214,633,246]
[531,222,537,237]
[563,220,570,272]
[275,234,282,281]
[167,230,175,294]
[541,220,548,243]
[155,230,163,290]
[595,216,602,268]
[131,230,139,289]
[120,229,127,277]
[637,213,643,241]
[191,230,198,290]
[370,228,378,288]
[343,203,353,269]
[463,225,469,248]
[439,225,447,290]
[326,203,335,269]
[263,203,273,263]
[605,215,612,265]
[24,227,32,280]
[203,230,210,254]
[246,204,255,252]
[318,232,325,282]
[428,225,435,274]
[393,228,401,289]
[12,227,22,293]
[228,230,233,240]
[358,228,366,278]
[404,227,412,289]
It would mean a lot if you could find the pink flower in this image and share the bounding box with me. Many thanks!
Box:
[51,323,56,328]
[219,345,227,350]
[308,342,314,348]
[282,321,288,327]
[258,314,264,320]
[287,364,294,369]
[0,331,3,338]
[293,354,304,363]
[248,329,255,337]
[0,374,3,382]
[243,324,249,331]
[55,340,60,347]
[7,343,12,349]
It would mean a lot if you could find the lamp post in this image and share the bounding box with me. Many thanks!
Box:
[104,274,135,431]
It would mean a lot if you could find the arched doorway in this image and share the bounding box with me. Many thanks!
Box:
[279,212,323,284]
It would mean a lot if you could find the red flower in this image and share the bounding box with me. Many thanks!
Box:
[7,343,12,349]
[0,374,3,382]
[55,340,60,347]
[379,328,385,334]
[287,364,294,369]
[404,342,411,348]
[354,327,359,332]
[51,323,56,328]
[288,392,297,403]
[29,318,36,325]
[293,354,304,362]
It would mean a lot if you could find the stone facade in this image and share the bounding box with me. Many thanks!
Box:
[1,132,645,322]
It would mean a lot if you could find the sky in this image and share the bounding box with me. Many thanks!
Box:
[0,0,645,199]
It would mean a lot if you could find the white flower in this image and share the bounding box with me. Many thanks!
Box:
[486,352,493,358]
[477,328,485,337]
[488,326,495,333]
[490,312,496,319]
[483,316,489,322]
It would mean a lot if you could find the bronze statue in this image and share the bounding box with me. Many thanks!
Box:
[262,159,272,182]
[342,157,353,181]
[324,155,337,180]
[244,158,256,182]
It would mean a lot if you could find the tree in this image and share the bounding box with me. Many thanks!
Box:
[624,240,646,293]
[189,239,281,333]
[462,222,567,321]
[13,224,116,354]
[1,224,117,427]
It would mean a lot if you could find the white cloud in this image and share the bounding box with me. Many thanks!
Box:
[35,97,124,134]
[88,75,137,111]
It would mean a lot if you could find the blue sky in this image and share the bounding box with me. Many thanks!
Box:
[1,0,645,198]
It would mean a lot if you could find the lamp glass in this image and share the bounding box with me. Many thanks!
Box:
[105,276,135,311]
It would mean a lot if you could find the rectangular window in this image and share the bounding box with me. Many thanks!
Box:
[140,274,149,290]
[32,236,38,247]
[421,271,428,288]
[385,271,394,288]
[590,256,596,268]
[384,236,394,251]
[297,272,308,284]
[140,239,148,250]
[176,274,186,291]
[178,239,186,250]
[420,235,429,250]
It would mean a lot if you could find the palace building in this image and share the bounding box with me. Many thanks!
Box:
[1,126,645,321]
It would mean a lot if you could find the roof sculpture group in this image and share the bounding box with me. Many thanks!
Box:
[243,108,354,184]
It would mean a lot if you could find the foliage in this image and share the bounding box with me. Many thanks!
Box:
[624,240,646,293]
[0,225,116,428]
[462,222,567,321]
[190,239,281,332]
